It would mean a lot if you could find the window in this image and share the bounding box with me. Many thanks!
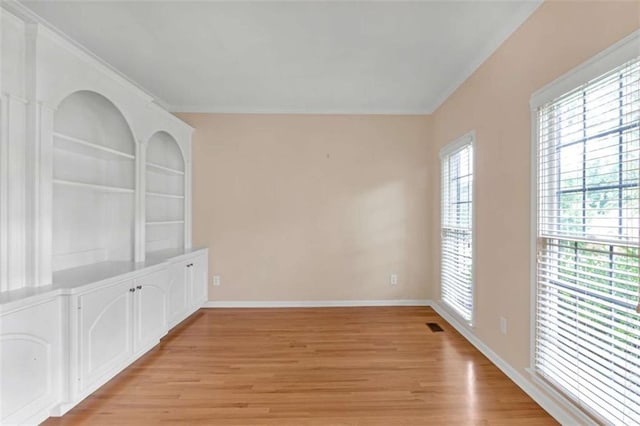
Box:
[534,43,639,424]
[440,133,474,322]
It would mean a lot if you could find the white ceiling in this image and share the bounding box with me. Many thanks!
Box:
[20,1,541,114]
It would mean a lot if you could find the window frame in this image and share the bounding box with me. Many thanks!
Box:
[529,29,640,424]
[440,131,475,326]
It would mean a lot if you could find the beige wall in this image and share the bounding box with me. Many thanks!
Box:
[176,113,432,302]
[430,0,639,385]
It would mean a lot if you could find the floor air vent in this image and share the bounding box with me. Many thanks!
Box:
[426,322,444,332]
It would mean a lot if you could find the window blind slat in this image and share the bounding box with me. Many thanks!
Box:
[535,56,640,425]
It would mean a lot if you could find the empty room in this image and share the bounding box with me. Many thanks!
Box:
[1,0,639,424]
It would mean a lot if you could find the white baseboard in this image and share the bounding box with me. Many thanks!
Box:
[429,301,590,425]
[203,299,432,308]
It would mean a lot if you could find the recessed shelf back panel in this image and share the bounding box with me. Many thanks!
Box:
[146,196,185,223]
[53,91,136,272]
[145,131,186,256]
[53,147,134,190]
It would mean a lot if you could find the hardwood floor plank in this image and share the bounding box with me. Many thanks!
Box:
[43,307,556,425]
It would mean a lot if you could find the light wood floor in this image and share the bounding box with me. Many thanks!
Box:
[44,307,556,425]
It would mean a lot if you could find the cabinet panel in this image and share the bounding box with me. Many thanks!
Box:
[168,261,189,327]
[191,253,208,308]
[134,270,168,353]
[0,298,61,425]
[77,280,133,393]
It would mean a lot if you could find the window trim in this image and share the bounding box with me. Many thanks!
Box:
[528,29,640,424]
[440,130,475,326]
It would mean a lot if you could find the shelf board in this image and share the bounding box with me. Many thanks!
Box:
[146,191,184,199]
[53,132,135,161]
[54,179,135,194]
[146,220,185,226]
[146,162,185,176]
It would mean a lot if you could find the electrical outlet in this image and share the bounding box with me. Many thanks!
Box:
[213,275,221,286]
[500,317,507,335]
[390,273,398,286]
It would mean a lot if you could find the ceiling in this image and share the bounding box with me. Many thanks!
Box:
[20,1,541,114]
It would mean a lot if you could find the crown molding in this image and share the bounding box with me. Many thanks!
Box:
[169,105,432,116]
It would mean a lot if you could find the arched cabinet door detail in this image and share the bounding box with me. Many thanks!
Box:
[52,91,137,273]
[145,131,186,256]
[0,334,52,422]
[77,280,134,395]
[0,297,61,425]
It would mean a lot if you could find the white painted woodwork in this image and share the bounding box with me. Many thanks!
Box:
[191,253,209,309]
[52,91,137,272]
[168,259,190,329]
[145,131,186,256]
[0,297,62,425]
[164,252,209,329]
[0,6,205,425]
[1,8,29,291]
[1,249,208,424]
[133,270,169,354]
[76,279,134,395]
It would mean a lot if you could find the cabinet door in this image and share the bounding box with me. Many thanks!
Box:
[134,269,168,354]
[190,253,208,309]
[77,280,133,394]
[168,260,189,328]
[0,298,61,425]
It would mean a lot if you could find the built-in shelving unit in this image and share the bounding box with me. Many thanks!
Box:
[0,10,198,424]
[145,131,186,255]
[52,91,136,272]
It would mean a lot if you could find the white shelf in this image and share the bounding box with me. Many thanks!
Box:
[146,191,184,199]
[146,162,185,176]
[54,179,135,194]
[53,132,135,161]
[146,220,185,226]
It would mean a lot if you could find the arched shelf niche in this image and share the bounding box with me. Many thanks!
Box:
[145,131,186,255]
[52,90,136,272]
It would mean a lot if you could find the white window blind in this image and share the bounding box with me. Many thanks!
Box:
[535,56,640,424]
[441,137,473,322]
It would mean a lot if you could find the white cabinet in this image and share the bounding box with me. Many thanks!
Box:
[72,268,170,399]
[168,260,190,328]
[133,270,169,354]
[0,297,62,425]
[75,279,135,396]
[168,251,209,328]
[1,250,207,424]
[190,253,208,309]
